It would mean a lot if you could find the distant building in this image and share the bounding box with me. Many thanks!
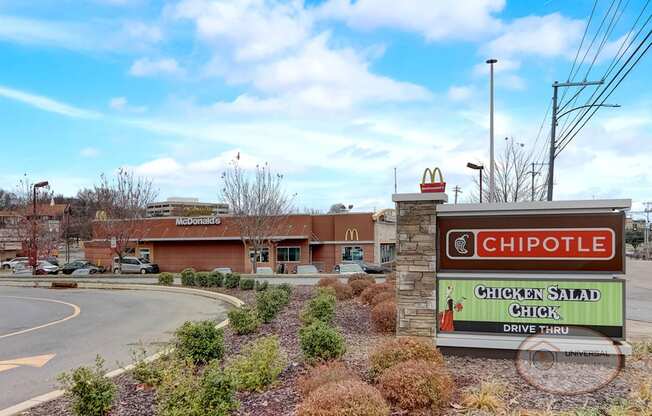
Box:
[146,197,229,218]
[0,202,69,260]
[85,210,396,273]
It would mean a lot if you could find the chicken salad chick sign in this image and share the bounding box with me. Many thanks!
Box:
[438,278,624,338]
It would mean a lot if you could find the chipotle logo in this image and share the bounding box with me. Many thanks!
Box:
[446,228,615,261]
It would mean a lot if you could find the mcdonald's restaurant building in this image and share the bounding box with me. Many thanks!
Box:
[84,210,396,273]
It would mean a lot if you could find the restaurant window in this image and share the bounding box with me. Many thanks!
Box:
[249,247,270,263]
[277,247,301,262]
[139,248,151,261]
[342,246,364,261]
[380,243,396,263]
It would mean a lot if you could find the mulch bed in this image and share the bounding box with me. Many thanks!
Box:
[21,284,651,416]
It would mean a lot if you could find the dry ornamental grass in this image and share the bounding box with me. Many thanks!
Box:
[377,359,453,412]
[369,337,444,378]
[297,361,360,397]
[297,379,390,416]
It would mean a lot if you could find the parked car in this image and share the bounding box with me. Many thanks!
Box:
[212,267,232,274]
[61,260,105,275]
[296,264,319,274]
[42,256,59,266]
[2,257,28,270]
[359,262,389,274]
[255,267,274,275]
[335,263,366,275]
[112,256,159,274]
[13,260,59,275]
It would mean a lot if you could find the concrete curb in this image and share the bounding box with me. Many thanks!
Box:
[0,282,243,416]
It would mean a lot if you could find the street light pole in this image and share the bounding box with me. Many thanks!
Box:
[467,163,484,203]
[487,59,497,202]
[29,181,49,271]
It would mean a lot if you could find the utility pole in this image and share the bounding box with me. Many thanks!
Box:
[487,59,497,202]
[547,80,608,201]
[646,202,651,260]
[452,186,462,204]
[528,162,547,201]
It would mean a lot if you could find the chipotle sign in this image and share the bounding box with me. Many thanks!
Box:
[438,213,624,273]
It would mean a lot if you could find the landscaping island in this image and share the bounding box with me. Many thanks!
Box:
[20,270,652,416]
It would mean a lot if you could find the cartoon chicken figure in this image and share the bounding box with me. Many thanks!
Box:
[440,285,455,332]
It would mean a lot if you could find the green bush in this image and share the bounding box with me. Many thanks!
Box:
[174,321,225,364]
[157,359,199,416]
[299,321,346,363]
[208,271,224,287]
[300,292,336,325]
[131,347,165,387]
[180,268,196,286]
[228,306,261,335]
[158,272,174,286]
[58,356,116,416]
[224,273,241,289]
[255,280,269,291]
[256,288,290,323]
[277,282,293,297]
[195,272,209,287]
[199,361,239,416]
[226,336,287,392]
[315,286,336,298]
[157,359,239,416]
[239,278,255,290]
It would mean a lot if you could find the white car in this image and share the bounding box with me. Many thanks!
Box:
[2,257,28,270]
[296,265,319,274]
[255,267,274,275]
[212,267,232,274]
[336,263,366,275]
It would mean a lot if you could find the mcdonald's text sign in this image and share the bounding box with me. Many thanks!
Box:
[438,213,624,273]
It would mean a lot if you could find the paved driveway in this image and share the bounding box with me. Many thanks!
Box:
[0,286,230,410]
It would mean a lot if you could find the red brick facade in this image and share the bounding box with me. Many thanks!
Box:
[85,212,382,273]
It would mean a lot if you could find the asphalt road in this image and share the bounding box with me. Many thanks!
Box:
[0,287,230,410]
[621,259,652,323]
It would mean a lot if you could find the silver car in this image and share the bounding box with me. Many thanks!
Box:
[112,257,159,274]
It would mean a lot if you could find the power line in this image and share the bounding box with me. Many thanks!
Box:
[556,27,652,155]
[556,5,652,149]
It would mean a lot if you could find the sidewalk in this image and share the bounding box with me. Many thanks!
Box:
[627,320,652,341]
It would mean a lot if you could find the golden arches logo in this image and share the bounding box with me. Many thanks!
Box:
[422,167,444,184]
[420,166,446,193]
[344,228,359,241]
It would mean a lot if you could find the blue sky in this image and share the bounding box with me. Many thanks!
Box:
[0,0,650,212]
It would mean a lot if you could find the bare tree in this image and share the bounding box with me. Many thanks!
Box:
[220,161,294,273]
[92,169,157,271]
[469,139,547,203]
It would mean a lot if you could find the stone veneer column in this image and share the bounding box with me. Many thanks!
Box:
[392,193,448,343]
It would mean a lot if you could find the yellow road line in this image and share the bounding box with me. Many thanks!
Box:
[0,296,80,339]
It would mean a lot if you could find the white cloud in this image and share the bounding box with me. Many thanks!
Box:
[109,96,147,113]
[109,97,128,110]
[129,57,182,77]
[235,33,431,111]
[173,0,310,62]
[485,13,585,59]
[80,147,100,158]
[448,85,474,102]
[0,14,162,52]
[317,0,504,42]
[129,157,183,177]
[0,85,101,119]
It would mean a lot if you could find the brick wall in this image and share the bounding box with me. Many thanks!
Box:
[394,195,446,343]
